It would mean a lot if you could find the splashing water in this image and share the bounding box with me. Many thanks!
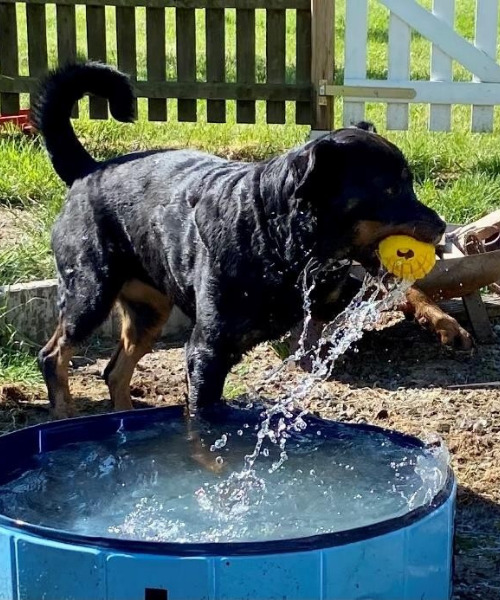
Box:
[201,271,417,516]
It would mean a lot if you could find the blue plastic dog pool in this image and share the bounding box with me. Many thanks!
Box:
[0,405,455,600]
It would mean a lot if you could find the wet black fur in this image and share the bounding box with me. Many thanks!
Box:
[32,62,446,411]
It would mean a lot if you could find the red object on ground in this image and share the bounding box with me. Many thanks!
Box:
[0,109,35,134]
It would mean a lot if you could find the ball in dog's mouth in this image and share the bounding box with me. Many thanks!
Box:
[377,235,436,281]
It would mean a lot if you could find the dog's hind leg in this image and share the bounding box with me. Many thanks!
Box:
[38,319,75,419]
[103,280,172,411]
[39,273,121,419]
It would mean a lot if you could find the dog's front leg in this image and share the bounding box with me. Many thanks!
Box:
[400,286,474,350]
[184,324,235,472]
[185,325,233,415]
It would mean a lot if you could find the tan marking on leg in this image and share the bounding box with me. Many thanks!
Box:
[105,280,173,411]
[401,287,474,350]
[40,320,75,419]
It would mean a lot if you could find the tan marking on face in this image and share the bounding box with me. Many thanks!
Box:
[353,220,394,248]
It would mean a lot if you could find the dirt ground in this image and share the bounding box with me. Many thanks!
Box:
[1,316,499,600]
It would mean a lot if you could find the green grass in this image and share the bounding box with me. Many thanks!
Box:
[0,321,41,386]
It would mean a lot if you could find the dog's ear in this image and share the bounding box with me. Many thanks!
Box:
[292,139,339,201]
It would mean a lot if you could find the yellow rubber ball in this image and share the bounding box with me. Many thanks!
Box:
[378,235,436,281]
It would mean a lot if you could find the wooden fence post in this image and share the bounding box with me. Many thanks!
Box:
[311,0,335,134]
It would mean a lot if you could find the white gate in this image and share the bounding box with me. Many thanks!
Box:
[337,0,500,132]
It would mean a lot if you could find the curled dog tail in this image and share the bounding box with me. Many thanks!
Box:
[31,62,135,186]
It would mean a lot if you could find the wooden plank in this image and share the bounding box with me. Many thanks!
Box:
[471,0,498,132]
[0,0,311,8]
[0,76,312,101]
[343,0,367,127]
[0,3,20,115]
[266,9,286,123]
[335,79,500,106]
[86,5,108,118]
[295,7,312,125]
[0,75,310,100]
[26,4,48,110]
[57,5,77,64]
[206,8,226,122]
[56,4,78,117]
[116,6,137,116]
[440,293,500,322]
[429,0,454,132]
[311,0,334,130]
[176,7,197,122]
[379,0,500,83]
[146,7,166,121]
[236,8,256,123]
[26,4,48,77]
[387,13,410,130]
[462,291,495,344]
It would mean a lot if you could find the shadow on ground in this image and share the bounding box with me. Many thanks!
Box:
[454,486,500,600]
[325,319,499,391]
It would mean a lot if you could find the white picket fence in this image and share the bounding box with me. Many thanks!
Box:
[343,0,500,131]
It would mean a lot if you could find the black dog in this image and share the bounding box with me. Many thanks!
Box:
[32,62,446,419]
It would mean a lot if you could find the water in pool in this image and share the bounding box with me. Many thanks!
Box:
[0,413,448,543]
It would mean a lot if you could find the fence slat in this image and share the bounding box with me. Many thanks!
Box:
[0,3,20,115]
[146,7,166,120]
[472,0,498,132]
[26,5,48,75]
[206,8,226,122]
[86,6,108,118]
[236,8,256,123]
[386,13,410,130]
[311,0,334,130]
[26,4,48,110]
[266,9,286,123]
[176,7,197,122]
[116,6,137,116]
[57,5,77,64]
[429,0,454,131]
[343,0,368,127]
[56,5,78,116]
[295,8,311,125]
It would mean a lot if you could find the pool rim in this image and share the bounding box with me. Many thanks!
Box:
[0,405,455,557]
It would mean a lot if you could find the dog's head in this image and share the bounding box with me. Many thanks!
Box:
[290,125,445,272]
